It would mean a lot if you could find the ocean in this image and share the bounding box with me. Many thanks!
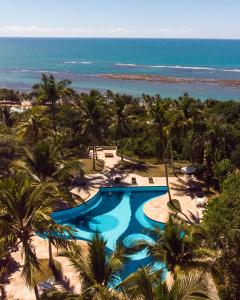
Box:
[0,37,240,100]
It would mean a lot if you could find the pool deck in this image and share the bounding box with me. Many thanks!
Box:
[71,149,204,223]
[4,149,206,300]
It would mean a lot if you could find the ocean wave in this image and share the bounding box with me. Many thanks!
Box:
[115,63,240,73]
[116,63,137,67]
[222,68,240,73]
[168,66,214,70]
[64,61,93,65]
[18,69,59,74]
[116,63,215,70]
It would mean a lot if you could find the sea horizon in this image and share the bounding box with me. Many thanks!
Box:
[0,37,240,100]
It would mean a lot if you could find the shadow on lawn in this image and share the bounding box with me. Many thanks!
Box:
[118,161,153,174]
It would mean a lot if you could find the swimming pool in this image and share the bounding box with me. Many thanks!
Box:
[52,186,168,279]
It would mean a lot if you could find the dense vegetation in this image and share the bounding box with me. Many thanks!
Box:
[0,74,240,299]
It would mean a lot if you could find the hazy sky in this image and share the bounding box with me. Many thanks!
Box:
[0,0,239,39]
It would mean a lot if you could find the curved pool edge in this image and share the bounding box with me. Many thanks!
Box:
[143,191,171,224]
[52,185,168,224]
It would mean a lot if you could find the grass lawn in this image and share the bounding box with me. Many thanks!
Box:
[80,158,105,174]
[36,259,62,283]
[118,160,189,177]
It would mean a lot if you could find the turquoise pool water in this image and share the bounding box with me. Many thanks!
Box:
[52,186,168,279]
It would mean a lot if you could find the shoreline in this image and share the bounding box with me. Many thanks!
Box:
[98,74,240,89]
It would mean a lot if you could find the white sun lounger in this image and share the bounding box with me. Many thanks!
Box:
[38,276,55,290]
[195,197,207,207]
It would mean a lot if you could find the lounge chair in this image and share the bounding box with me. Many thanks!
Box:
[39,276,55,291]
[132,177,137,185]
[149,177,154,184]
[105,152,114,158]
[194,196,207,208]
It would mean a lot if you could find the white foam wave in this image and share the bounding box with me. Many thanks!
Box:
[116,63,137,67]
[116,63,240,73]
[35,70,59,74]
[64,61,77,64]
[64,61,92,65]
[222,68,240,73]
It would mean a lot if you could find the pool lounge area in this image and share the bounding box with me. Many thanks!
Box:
[53,186,168,279]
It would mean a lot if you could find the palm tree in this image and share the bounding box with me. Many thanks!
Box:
[164,103,192,172]
[109,96,131,161]
[133,217,213,277]
[60,232,126,299]
[0,107,14,127]
[0,173,70,299]
[120,267,212,300]
[11,139,83,186]
[16,107,50,144]
[81,94,103,169]
[32,74,72,129]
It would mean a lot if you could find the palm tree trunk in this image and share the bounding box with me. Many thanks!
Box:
[95,145,98,160]
[165,162,172,202]
[169,141,176,177]
[48,240,54,268]
[51,105,57,131]
[48,240,60,280]
[120,140,124,161]
[34,285,40,300]
[92,145,96,170]
[0,284,6,300]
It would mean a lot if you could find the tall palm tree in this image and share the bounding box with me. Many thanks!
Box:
[164,103,192,172]
[133,217,213,277]
[109,96,131,161]
[120,267,212,300]
[32,74,72,130]
[60,232,126,299]
[147,98,170,162]
[0,173,70,299]
[16,107,50,144]
[81,94,103,169]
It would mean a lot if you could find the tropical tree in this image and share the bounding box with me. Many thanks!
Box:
[147,98,169,162]
[133,216,213,277]
[203,175,240,300]
[16,107,50,144]
[109,95,131,161]
[213,159,234,191]
[164,102,192,171]
[32,74,72,129]
[80,93,103,169]
[0,173,70,299]
[60,232,126,299]
[11,139,83,188]
[120,267,212,300]
[0,107,14,127]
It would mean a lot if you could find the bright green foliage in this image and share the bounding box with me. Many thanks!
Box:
[120,267,212,300]
[132,216,213,275]
[203,175,240,300]
[60,232,126,299]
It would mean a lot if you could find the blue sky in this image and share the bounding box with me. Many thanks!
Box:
[0,0,239,38]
